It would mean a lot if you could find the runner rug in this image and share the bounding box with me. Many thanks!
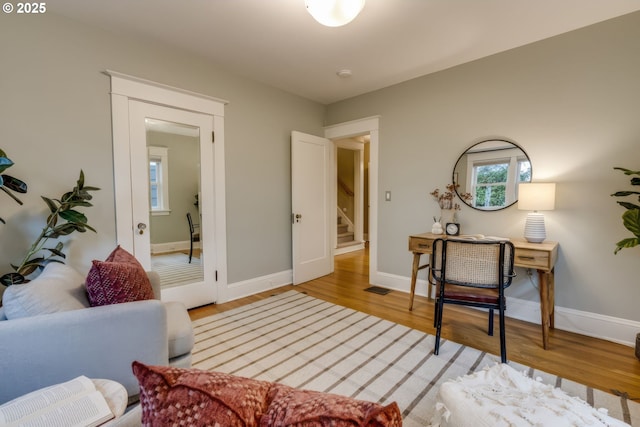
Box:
[192,290,638,426]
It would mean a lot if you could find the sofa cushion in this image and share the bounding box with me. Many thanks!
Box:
[164,301,195,360]
[132,362,272,427]
[261,383,402,426]
[85,246,154,307]
[2,263,89,319]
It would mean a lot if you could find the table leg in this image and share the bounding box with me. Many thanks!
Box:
[409,253,421,311]
[538,269,554,350]
[548,268,555,329]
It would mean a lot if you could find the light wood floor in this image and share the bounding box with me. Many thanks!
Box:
[190,248,640,400]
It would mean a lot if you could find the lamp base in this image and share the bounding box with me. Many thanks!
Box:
[524,212,546,243]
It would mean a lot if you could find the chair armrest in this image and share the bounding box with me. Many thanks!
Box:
[0,300,169,404]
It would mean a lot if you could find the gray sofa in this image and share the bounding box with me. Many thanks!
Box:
[0,263,194,408]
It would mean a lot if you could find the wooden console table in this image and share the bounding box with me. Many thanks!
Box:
[408,232,559,350]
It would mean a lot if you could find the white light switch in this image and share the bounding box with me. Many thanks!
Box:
[385,191,391,201]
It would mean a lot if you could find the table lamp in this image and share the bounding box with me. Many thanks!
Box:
[518,182,556,243]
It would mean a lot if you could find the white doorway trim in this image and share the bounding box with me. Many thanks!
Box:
[324,116,380,283]
[334,139,365,255]
[106,70,230,303]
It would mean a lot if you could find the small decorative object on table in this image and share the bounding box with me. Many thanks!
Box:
[445,222,460,236]
[431,217,443,234]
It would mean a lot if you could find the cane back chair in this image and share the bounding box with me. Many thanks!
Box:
[431,238,516,363]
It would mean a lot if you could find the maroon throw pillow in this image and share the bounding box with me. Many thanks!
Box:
[85,246,154,306]
[260,383,403,427]
[105,245,139,263]
[132,362,273,427]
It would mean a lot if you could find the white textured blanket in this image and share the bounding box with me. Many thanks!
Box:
[432,363,630,426]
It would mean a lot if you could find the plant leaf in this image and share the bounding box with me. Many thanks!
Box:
[77,170,85,189]
[0,273,26,286]
[616,201,640,210]
[1,175,27,193]
[59,209,88,224]
[611,191,640,197]
[615,237,639,254]
[45,247,66,258]
[0,157,14,174]
[41,196,58,213]
[17,258,45,276]
[614,167,640,175]
[622,209,640,237]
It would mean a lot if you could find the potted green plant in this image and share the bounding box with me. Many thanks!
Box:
[0,170,99,286]
[611,167,640,254]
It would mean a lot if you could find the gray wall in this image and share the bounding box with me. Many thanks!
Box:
[2,9,640,327]
[326,12,640,321]
[0,12,325,284]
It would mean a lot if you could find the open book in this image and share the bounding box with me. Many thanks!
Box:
[0,376,114,427]
[454,234,510,242]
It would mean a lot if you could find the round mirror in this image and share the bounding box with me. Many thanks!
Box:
[453,139,531,211]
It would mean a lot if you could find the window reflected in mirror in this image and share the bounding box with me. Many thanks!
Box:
[453,139,531,211]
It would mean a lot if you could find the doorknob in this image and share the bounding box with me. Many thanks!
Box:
[137,222,147,235]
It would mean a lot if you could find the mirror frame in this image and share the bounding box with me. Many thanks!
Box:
[452,138,532,211]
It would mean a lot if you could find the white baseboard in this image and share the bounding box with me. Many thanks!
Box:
[226,270,293,302]
[371,271,640,347]
[334,242,365,255]
[151,241,199,254]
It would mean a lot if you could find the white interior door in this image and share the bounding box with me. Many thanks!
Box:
[129,100,216,307]
[291,131,334,285]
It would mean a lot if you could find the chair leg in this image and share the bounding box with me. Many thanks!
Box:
[499,305,507,363]
[488,308,494,336]
[189,239,193,264]
[434,299,444,356]
[433,299,439,328]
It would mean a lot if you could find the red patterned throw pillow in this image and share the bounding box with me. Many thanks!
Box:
[132,362,273,427]
[132,362,403,427]
[85,246,154,306]
[261,383,402,427]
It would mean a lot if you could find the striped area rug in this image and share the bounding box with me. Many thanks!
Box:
[192,290,638,426]
[151,252,203,289]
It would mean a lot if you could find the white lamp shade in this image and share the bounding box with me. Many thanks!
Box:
[305,0,365,27]
[518,182,556,243]
[518,183,556,211]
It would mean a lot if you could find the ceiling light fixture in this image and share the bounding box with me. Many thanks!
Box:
[336,69,353,78]
[305,0,365,27]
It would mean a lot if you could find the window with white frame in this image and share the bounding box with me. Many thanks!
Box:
[467,148,531,210]
[148,146,170,215]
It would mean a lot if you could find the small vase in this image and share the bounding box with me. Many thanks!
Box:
[440,209,456,226]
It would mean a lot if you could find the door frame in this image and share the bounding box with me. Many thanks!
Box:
[324,116,379,283]
[107,70,230,302]
[334,139,365,255]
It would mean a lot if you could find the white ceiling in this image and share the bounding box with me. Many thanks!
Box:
[50,0,640,105]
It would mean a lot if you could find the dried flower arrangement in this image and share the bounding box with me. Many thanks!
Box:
[430,183,472,210]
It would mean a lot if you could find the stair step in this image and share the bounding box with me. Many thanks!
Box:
[338,223,349,233]
[338,231,355,244]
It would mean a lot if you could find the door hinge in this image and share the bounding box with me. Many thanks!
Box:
[212,131,215,143]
